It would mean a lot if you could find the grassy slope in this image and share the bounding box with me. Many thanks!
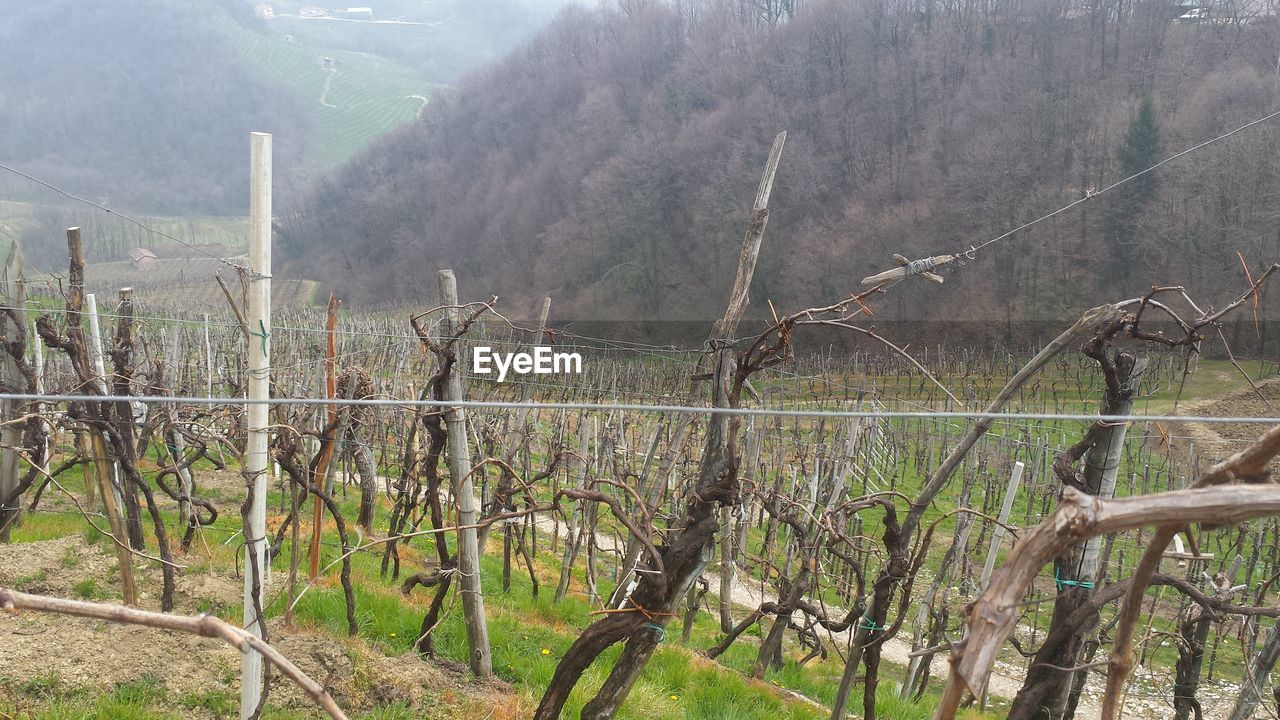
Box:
[210,10,430,174]
[1,464,995,720]
[0,355,1269,718]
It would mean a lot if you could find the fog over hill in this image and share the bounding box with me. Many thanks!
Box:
[0,1,313,216]
[0,0,576,225]
[280,0,1280,341]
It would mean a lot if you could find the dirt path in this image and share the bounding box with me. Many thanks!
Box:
[1175,377,1280,471]
[528,515,1040,708]
[406,94,428,119]
[355,476,1242,717]
[320,67,338,108]
[526,515,1271,718]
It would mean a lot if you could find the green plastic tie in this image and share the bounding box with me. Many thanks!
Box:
[857,615,884,632]
[249,319,270,355]
[1054,567,1095,591]
[644,622,666,643]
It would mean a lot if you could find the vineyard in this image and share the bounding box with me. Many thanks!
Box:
[211,9,430,173]
[4,132,1280,720]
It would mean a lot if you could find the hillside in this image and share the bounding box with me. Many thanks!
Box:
[259,0,577,83]
[279,0,1280,338]
[0,1,314,216]
[0,0,572,221]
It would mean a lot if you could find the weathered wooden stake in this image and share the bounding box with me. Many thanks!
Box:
[241,131,272,720]
[30,320,48,491]
[203,313,213,398]
[57,230,132,600]
[0,243,25,542]
[979,461,1025,588]
[164,328,194,529]
[438,268,492,677]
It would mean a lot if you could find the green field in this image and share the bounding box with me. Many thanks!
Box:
[211,10,432,173]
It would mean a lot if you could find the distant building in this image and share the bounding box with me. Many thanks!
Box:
[337,7,373,19]
[128,248,158,268]
[254,4,274,19]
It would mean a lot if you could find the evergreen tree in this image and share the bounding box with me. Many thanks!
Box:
[1105,96,1161,286]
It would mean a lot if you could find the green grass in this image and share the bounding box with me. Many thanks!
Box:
[211,10,431,172]
[0,671,428,720]
[13,568,48,591]
[71,577,99,599]
[265,519,996,720]
[2,346,1270,719]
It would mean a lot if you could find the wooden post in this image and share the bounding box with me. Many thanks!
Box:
[241,131,272,720]
[555,416,591,603]
[204,313,214,398]
[563,131,787,720]
[0,243,25,541]
[1046,358,1149,717]
[84,294,109,394]
[86,292,144,549]
[1229,618,1280,720]
[979,461,1025,588]
[64,229,134,603]
[438,268,492,677]
[30,320,49,493]
[164,328,194,529]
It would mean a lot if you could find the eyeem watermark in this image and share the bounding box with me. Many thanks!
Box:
[473,346,583,382]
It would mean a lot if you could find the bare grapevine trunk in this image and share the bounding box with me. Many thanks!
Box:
[1011,342,1147,720]
[534,131,787,720]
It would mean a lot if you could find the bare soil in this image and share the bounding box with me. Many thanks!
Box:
[1175,377,1280,474]
[0,536,499,718]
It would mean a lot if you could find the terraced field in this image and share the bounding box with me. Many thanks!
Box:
[212,12,430,172]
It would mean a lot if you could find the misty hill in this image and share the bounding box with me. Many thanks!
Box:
[280,0,1280,337]
[261,0,579,83]
[0,0,573,220]
[0,2,326,217]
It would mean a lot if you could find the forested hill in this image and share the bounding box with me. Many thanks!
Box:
[1,0,573,219]
[280,0,1280,334]
[0,1,313,215]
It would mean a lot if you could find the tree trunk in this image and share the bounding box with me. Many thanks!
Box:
[754,568,809,678]
[1012,352,1146,720]
[534,130,786,720]
[437,269,492,678]
[721,422,759,632]
[555,418,591,603]
[353,436,377,532]
[1174,613,1212,720]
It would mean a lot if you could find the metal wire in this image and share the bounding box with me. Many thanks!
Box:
[0,162,263,279]
[3,392,1278,424]
[960,107,1280,257]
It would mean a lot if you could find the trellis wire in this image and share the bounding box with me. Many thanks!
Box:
[4,392,1279,424]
